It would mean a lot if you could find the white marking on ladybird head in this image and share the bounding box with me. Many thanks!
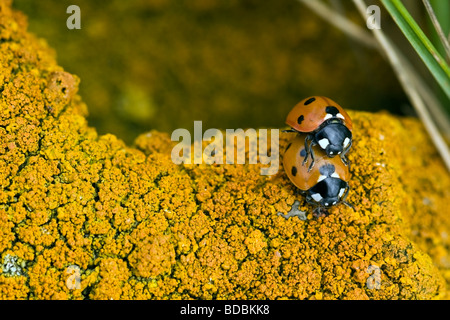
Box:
[325,202,329,206]
[324,114,333,121]
[343,137,350,148]
[333,201,337,205]
[318,138,330,149]
[338,188,346,198]
[311,193,323,202]
[337,113,345,120]
[317,175,326,182]
[331,172,340,178]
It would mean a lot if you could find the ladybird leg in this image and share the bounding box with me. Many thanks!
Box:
[313,206,327,218]
[312,207,320,217]
[342,200,355,211]
[307,147,316,172]
[343,201,355,210]
[340,139,352,167]
[341,184,350,201]
[282,129,297,133]
[305,194,327,217]
[302,135,316,172]
[302,135,311,166]
[307,195,318,213]
[305,193,315,206]
[340,186,355,210]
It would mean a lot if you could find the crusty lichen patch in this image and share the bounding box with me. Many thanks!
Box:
[0,0,449,299]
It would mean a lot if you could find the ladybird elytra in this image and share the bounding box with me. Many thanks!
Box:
[283,133,350,191]
[283,133,352,213]
[285,96,353,170]
[286,96,353,132]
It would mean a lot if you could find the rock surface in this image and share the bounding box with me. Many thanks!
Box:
[1,0,449,299]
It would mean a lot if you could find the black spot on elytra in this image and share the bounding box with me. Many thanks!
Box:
[304,97,316,105]
[297,115,304,125]
[325,106,340,116]
[319,163,335,177]
[300,148,306,157]
[291,166,297,176]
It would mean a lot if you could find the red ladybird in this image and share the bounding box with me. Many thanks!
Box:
[283,133,352,216]
[285,96,352,171]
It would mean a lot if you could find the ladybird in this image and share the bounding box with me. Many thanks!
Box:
[283,133,352,216]
[285,96,352,171]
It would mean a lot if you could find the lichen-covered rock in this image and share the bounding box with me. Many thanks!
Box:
[1,0,449,299]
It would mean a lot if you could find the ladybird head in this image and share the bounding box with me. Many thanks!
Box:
[308,177,348,207]
[315,122,352,157]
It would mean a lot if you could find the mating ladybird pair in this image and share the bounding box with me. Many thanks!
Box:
[283,96,353,216]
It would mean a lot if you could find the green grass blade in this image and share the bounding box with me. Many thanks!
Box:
[381,0,450,100]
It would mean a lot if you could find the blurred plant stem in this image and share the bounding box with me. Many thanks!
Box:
[297,0,450,171]
[426,0,450,62]
[296,0,378,48]
[354,0,450,171]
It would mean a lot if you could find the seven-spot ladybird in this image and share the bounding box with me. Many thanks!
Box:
[285,96,352,171]
[283,133,352,216]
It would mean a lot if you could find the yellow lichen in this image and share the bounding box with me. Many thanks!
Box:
[0,0,449,300]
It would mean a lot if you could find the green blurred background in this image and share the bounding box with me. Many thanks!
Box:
[13,0,413,144]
